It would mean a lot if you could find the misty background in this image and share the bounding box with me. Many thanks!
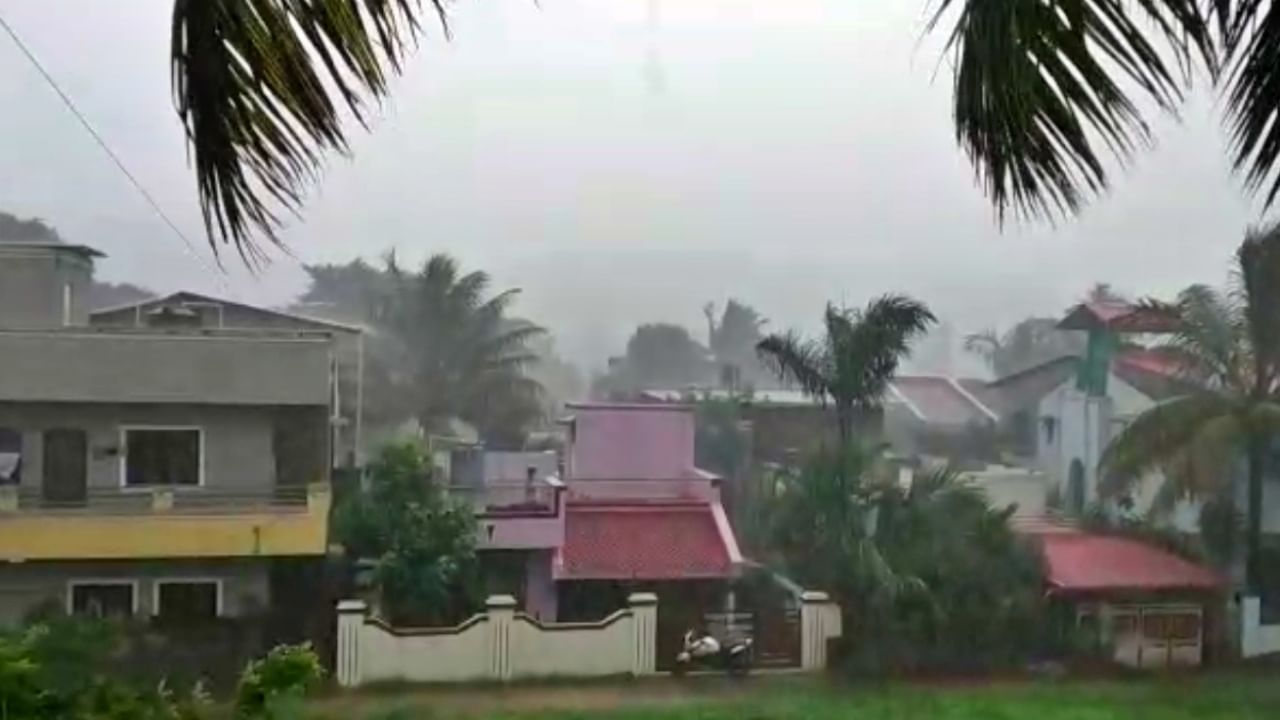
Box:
[0,0,1262,375]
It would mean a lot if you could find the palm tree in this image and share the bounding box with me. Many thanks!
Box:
[756,296,935,444]
[930,2,1280,223]
[1100,224,1280,594]
[171,1,448,259]
[767,444,1044,667]
[371,253,546,448]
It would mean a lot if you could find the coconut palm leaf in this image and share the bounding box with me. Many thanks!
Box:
[756,331,830,401]
[171,0,445,258]
[1099,392,1236,496]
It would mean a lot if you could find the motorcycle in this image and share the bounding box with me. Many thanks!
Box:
[673,628,753,676]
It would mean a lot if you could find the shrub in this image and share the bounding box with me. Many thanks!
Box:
[233,644,323,719]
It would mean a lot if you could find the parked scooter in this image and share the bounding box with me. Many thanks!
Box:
[673,628,753,676]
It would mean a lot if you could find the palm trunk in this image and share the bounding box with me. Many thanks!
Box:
[1246,436,1266,595]
[835,402,853,447]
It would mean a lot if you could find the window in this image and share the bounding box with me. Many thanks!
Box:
[123,428,201,487]
[155,580,221,623]
[0,428,20,485]
[69,582,136,619]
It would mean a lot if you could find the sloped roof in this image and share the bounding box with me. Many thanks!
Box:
[558,502,739,580]
[892,375,998,425]
[981,356,1080,415]
[1038,532,1223,594]
[90,291,361,333]
[1058,301,1178,333]
[0,240,103,258]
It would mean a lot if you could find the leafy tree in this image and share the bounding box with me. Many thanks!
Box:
[704,299,769,387]
[1100,225,1280,594]
[964,318,1084,378]
[929,2,1280,223]
[333,442,481,625]
[613,323,710,391]
[0,211,60,242]
[757,296,935,444]
[294,259,389,325]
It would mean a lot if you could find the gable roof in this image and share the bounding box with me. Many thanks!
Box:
[891,375,998,425]
[1037,532,1223,594]
[982,355,1081,415]
[1058,301,1178,333]
[90,291,362,333]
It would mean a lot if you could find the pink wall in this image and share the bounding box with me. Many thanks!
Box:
[566,404,697,480]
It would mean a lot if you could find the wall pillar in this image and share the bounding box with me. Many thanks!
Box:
[0,485,18,513]
[486,595,517,681]
[525,551,558,622]
[1242,596,1262,658]
[335,600,368,688]
[801,591,842,671]
[627,592,658,676]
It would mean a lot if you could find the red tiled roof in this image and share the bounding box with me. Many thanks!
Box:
[558,502,738,580]
[1039,533,1223,594]
[1058,302,1178,333]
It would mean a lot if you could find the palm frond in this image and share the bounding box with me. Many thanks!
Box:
[1157,412,1244,504]
[1235,222,1280,388]
[1099,392,1239,496]
[1224,4,1280,210]
[929,0,1215,222]
[757,331,831,402]
[1162,283,1245,389]
[172,0,444,258]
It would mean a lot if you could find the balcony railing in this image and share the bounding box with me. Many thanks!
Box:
[0,483,331,561]
[447,479,563,518]
[1,485,313,515]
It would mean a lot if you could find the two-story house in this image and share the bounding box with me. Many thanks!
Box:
[0,241,337,629]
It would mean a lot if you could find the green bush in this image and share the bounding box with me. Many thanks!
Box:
[233,643,323,719]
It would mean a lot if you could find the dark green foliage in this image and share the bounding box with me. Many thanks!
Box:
[767,444,1048,675]
[1100,225,1280,593]
[233,643,323,720]
[170,0,446,258]
[333,442,481,625]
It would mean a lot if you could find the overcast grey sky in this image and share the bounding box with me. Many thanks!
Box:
[0,0,1263,371]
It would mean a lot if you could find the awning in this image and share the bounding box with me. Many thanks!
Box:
[557,501,741,581]
[1040,533,1224,594]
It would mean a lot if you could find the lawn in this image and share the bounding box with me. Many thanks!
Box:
[302,673,1280,720]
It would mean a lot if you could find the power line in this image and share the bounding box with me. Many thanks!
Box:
[0,10,227,282]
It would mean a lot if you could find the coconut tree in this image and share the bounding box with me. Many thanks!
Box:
[756,296,935,445]
[929,2,1280,223]
[370,253,546,448]
[1100,224,1280,593]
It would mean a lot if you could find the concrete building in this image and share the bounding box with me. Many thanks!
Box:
[0,242,335,628]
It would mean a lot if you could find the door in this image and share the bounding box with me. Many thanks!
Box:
[42,429,88,505]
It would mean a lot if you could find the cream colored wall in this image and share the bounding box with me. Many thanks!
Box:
[508,613,635,678]
[358,618,490,684]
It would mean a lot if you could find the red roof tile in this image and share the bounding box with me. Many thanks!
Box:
[559,502,737,580]
[1039,533,1223,594]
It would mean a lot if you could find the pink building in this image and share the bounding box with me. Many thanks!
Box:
[467,403,743,628]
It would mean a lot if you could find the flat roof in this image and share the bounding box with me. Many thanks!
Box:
[0,241,104,258]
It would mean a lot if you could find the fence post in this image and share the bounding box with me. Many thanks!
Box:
[335,600,368,688]
[801,591,841,671]
[486,595,517,681]
[627,592,659,675]
[1241,596,1262,658]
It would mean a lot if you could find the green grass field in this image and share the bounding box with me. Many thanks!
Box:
[302,673,1280,720]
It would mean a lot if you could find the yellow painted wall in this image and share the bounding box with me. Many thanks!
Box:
[0,487,329,561]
